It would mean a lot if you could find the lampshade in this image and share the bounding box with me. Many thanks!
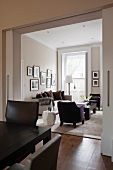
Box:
[65,75,73,83]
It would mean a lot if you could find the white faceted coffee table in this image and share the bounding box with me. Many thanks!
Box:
[42,110,57,125]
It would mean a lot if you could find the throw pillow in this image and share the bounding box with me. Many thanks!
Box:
[44,91,50,97]
[41,92,48,98]
[36,93,43,99]
[47,90,54,98]
[61,91,65,100]
[53,91,62,100]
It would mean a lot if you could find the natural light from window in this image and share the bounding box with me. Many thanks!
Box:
[62,52,86,102]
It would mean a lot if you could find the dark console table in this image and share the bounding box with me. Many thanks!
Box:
[77,102,97,120]
[84,102,97,120]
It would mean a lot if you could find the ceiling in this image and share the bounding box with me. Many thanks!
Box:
[25,19,102,50]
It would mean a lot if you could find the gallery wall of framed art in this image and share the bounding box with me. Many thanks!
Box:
[21,35,57,100]
[27,65,56,91]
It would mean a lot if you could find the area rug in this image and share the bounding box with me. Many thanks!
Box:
[37,111,103,139]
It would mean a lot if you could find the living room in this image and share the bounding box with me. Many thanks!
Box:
[20,19,102,103]
[13,19,100,138]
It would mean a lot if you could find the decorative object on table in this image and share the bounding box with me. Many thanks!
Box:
[80,95,92,102]
[47,69,52,78]
[92,71,99,79]
[40,71,46,85]
[65,75,73,95]
[92,79,99,87]
[30,79,39,91]
[27,66,32,76]
[46,78,51,88]
[51,74,56,86]
[33,66,40,78]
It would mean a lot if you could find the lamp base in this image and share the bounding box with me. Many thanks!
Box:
[68,83,70,95]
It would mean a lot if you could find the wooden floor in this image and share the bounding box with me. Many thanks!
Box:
[19,133,113,170]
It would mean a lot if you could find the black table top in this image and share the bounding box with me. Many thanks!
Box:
[0,121,51,169]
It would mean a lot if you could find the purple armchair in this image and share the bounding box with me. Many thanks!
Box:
[58,101,84,128]
[89,93,101,110]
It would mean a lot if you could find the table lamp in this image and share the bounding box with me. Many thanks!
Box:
[65,75,73,95]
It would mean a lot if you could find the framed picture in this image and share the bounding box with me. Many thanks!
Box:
[92,71,99,79]
[40,72,46,85]
[33,66,40,78]
[92,79,99,87]
[51,74,56,86]
[47,69,52,77]
[30,79,39,91]
[27,66,32,76]
[46,78,51,88]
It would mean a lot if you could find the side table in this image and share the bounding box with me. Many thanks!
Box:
[84,106,91,120]
[42,110,57,125]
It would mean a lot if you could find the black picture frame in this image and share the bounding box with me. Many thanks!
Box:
[40,72,46,85]
[47,69,52,78]
[27,66,32,76]
[33,66,40,78]
[51,74,56,86]
[46,78,51,88]
[30,79,39,91]
[92,71,99,79]
[92,79,99,87]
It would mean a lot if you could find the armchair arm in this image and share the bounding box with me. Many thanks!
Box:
[79,105,84,120]
[64,95,72,101]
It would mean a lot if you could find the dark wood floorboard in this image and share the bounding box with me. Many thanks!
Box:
[4,133,113,170]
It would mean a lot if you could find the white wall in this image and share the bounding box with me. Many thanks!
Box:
[101,7,113,158]
[6,31,13,101]
[91,46,101,94]
[21,35,57,100]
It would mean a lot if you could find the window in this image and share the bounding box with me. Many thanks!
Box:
[62,52,86,102]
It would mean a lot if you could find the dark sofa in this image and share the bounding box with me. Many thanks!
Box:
[31,90,72,115]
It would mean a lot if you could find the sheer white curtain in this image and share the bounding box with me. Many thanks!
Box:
[62,52,86,103]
